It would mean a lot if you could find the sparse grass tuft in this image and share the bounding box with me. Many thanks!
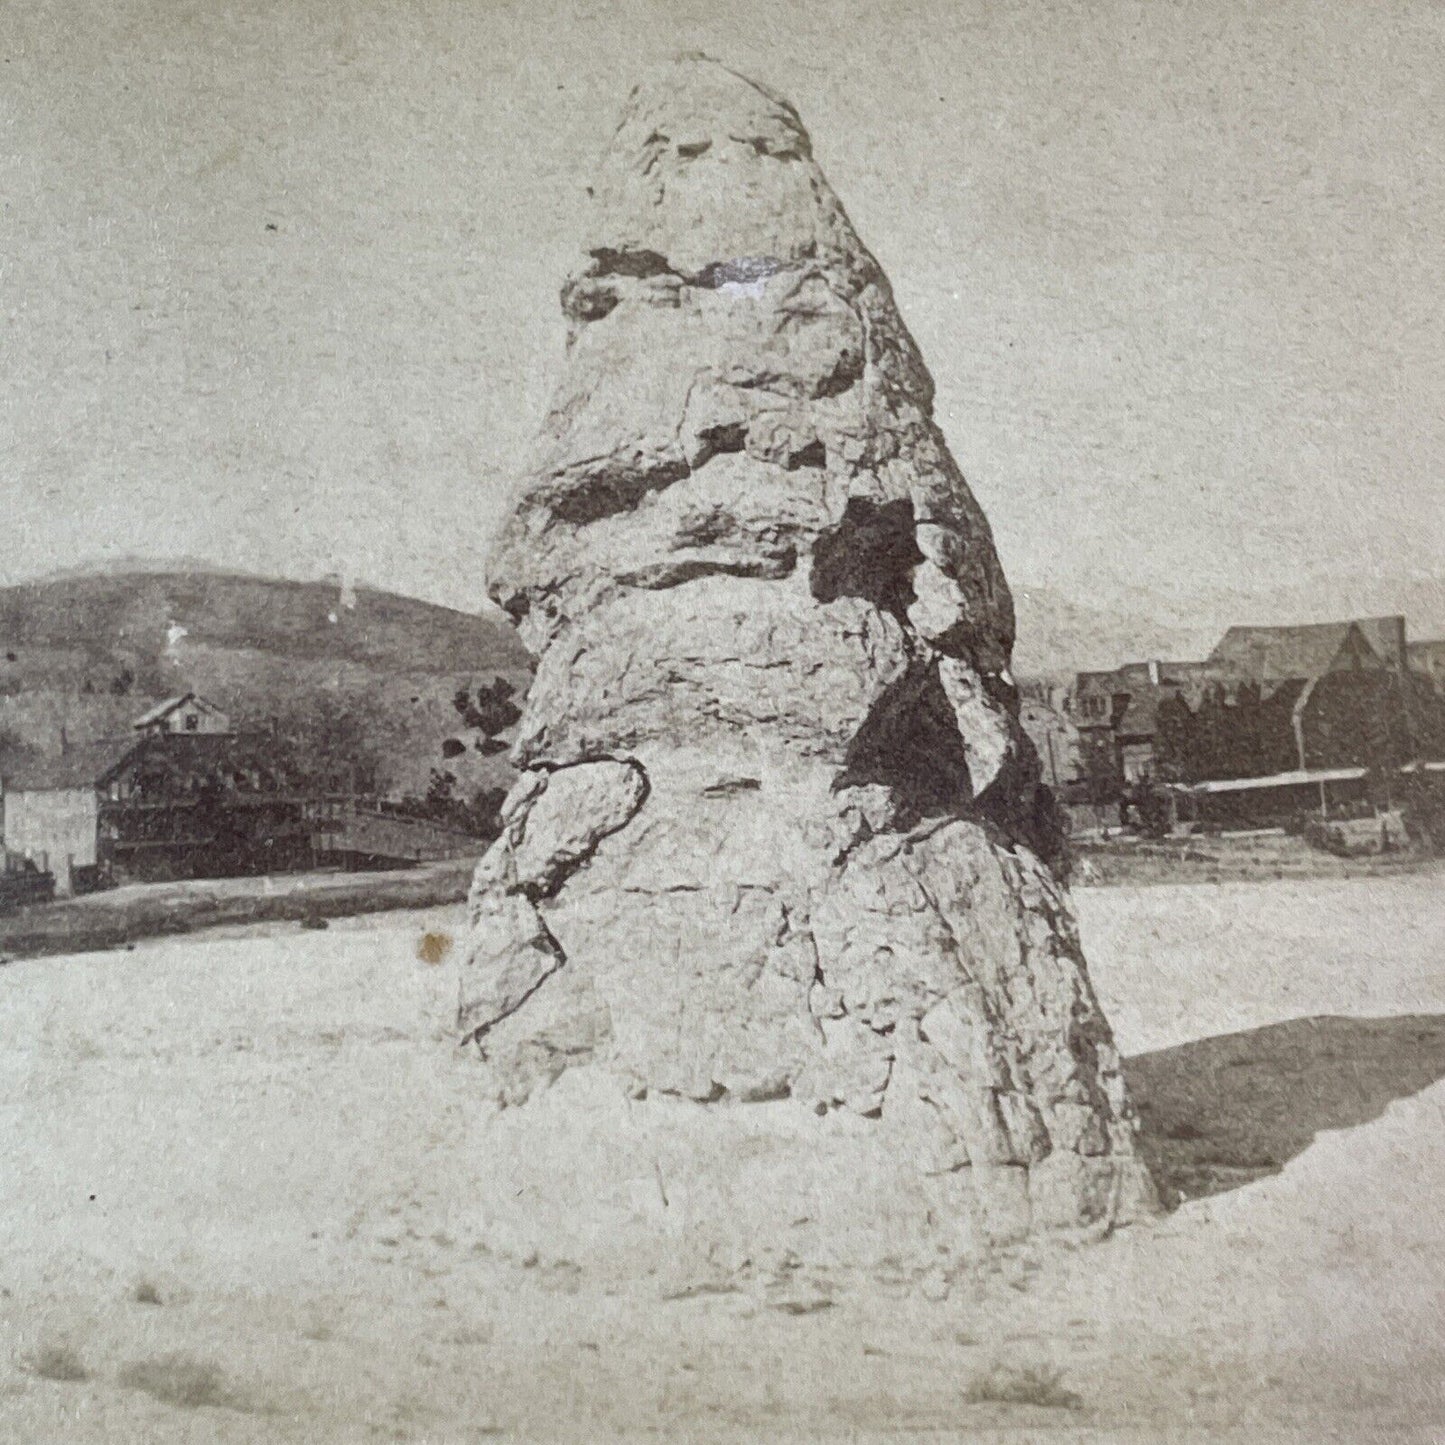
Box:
[964,1363,1083,1410]
[450,1324,492,1347]
[117,1354,241,1411]
[26,1342,89,1383]
[768,1293,834,1315]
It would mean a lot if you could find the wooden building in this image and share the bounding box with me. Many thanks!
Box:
[130,693,232,738]
[0,740,132,895]
[1016,677,1083,790]
[1067,658,1239,786]
[96,731,323,882]
[1210,617,1407,679]
[1,697,484,892]
[1408,638,1445,692]
[1064,617,1415,796]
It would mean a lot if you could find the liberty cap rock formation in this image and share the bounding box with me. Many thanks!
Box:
[462,56,1156,1275]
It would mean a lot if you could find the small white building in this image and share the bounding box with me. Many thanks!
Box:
[131,693,232,738]
[0,740,131,896]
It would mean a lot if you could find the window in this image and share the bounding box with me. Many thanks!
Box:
[184,713,200,732]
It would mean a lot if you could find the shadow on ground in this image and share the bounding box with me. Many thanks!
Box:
[1124,1014,1445,1205]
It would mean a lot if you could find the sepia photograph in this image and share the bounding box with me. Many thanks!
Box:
[2,1,1443,1439]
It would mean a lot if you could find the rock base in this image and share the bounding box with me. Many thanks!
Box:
[465,1066,1156,1285]
[459,755,1158,1271]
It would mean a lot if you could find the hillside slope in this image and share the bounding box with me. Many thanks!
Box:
[1009,583,1219,678]
[1009,574,1445,679]
[0,567,533,801]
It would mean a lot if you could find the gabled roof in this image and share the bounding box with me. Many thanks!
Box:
[97,730,345,792]
[0,737,137,791]
[1074,659,1237,693]
[1357,616,1408,669]
[1070,655,1318,747]
[1118,664,1237,738]
[0,729,346,794]
[1207,620,1388,681]
[100,730,260,780]
[131,693,228,729]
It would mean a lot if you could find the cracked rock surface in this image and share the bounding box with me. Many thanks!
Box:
[461,56,1156,1273]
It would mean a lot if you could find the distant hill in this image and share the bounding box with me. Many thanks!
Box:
[1010,584,1219,679]
[7,564,1432,788]
[1010,573,1445,679]
[0,567,533,802]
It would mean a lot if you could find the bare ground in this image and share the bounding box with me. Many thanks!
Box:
[1073,829,1432,888]
[2,869,1444,1442]
[0,829,1411,968]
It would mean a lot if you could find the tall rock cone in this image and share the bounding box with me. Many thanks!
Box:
[462,56,1156,1277]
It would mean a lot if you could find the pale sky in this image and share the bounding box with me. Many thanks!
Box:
[4,0,1442,639]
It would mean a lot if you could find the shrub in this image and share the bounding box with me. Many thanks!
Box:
[117,1354,239,1411]
[1301,819,1351,857]
[1403,775,1445,855]
[963,1363,1083,1410]
[1123,783,1173,840]
[25,1342,89,1382]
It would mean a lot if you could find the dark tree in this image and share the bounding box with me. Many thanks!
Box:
[1126,781,1174,839]
[426,767,457,808]
[452,677,523,758]
[271,692,383,795]
[1190,685,1228,782]
[402,675,527,840]
[1153,693,1197,783]
[410,769,507,841]
[1404,772,1445,854]
[1231,680,1267,777]
[1306,671,1411,773]
[1408,674,1445,761]
[1076,730,1123,805]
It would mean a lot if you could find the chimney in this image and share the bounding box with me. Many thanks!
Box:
[1148,660,1161,687]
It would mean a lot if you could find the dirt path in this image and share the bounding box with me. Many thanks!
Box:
[0,860,474,963]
